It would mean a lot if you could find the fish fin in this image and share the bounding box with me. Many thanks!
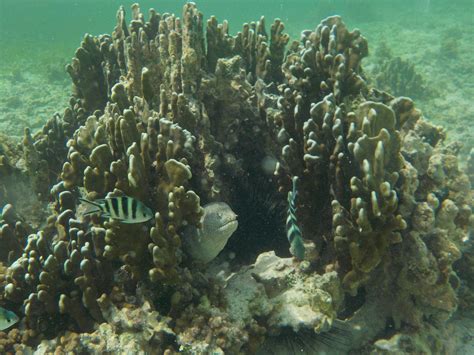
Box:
[291,176,299,196]
[79,198,103,209]
[290,239,305,260]
[82,209,101,217]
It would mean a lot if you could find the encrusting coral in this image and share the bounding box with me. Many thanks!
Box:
[0,3,471,353]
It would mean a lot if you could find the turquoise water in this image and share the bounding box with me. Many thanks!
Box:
[0,0,470,60]
[1,0,473,141]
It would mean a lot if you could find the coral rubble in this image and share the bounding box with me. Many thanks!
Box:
[0,3,472,354]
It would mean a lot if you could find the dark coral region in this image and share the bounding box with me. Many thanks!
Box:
[0,3,472,353]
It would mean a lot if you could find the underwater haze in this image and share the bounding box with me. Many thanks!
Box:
[0,0,473,353]
[1,0,473,148]
[1,0,473,150]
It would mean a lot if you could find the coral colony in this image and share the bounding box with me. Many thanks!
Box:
[0,3,472,353]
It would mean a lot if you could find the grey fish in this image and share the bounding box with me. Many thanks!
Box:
[0,307,19,331]
[79,196,153,224]
[286,176,305,260]
[184,202,238,263]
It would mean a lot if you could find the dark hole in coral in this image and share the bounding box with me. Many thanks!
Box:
[225,168,290,264]
[37,313,69,339]
[152,286,174,315]
[339,287,366,319]
[160,331,179,352]
[433,188,449,204]
[214,111,292,264]
[383,316,397,338]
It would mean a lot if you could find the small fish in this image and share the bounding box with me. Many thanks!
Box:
[79,196,153,224]
[0,307,19,331]
[286,176,305,260]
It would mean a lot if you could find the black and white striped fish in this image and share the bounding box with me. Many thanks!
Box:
[79,196,153,224]
[286,176,305,260]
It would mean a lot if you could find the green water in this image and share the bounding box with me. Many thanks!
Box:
[0,0,473,144]
[0,0,470,67]
[1,1,462,46]
[0,1,473,352]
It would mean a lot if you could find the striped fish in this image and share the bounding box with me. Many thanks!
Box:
[79,196,153,224]
[286,176,305,260]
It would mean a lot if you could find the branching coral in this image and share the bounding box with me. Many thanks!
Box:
[332,101,407,293]
[375,56,429,99]
[255,14,470,352]
[0,204,32,265]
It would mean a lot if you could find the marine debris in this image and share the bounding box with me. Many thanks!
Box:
[0,3,472,354]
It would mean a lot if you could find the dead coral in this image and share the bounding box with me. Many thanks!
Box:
[0,328,37,354]
[32,296,175,354]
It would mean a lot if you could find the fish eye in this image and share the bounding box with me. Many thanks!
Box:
[6,318,11,322]
[217,212,222,218]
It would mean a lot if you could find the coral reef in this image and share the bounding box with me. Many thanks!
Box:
[371,41,432,101]
[228,251,343,334]
[375,56,429,99]
[0,3,471,354]
[468,148,474,187]
[34,295,175,353]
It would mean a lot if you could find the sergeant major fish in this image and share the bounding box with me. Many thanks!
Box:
[287,176,305,260]
[0,307,19,331]
[79,196,153,224]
